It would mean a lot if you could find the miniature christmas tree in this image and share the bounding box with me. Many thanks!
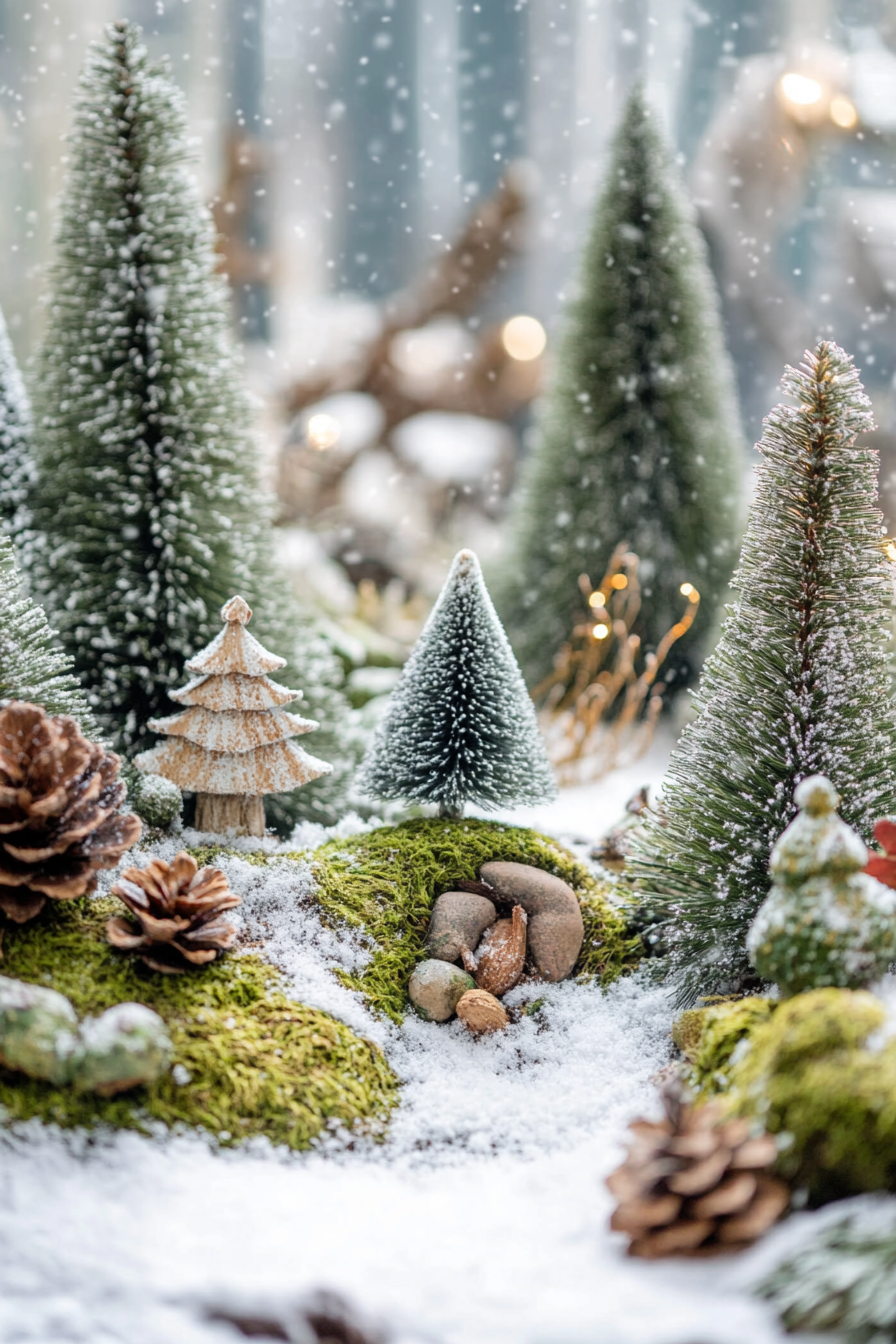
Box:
[28,21,333,771]
[0,304,34,547]
[135,596,332,836]
[631,342,896,1006]
[0,532,95,730]
[357,550,556,816]
[497,85,742,695]
[747,776,896,997]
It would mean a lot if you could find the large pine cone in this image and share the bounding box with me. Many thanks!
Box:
[607,1082,789,1257]
[0,702,141,924]
[108,851,241,973]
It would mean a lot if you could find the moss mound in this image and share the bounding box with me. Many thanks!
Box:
[675,989,896,1203]
[307,817,637,1021]
[0,896,397,1148]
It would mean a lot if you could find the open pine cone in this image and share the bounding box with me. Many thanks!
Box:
[108,851,241,973]
[0,701,141,923]
[607,1082,789,1257]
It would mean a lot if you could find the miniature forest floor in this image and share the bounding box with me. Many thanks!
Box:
[0,731,844,1344]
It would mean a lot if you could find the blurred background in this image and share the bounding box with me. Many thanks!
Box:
[1,0,895,674]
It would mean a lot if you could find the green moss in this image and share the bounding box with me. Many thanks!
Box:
[306,817,638,1022]
[712,989,896,1203]
[0,897,397,1148]
[673,997,776,1094]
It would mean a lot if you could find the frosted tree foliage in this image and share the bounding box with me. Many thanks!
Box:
[0,303,34,546]
[631,343,896,1007]
[0,532,94,729]
[358,550,556,816]
[497,86,742,694]
[29,22,350,802]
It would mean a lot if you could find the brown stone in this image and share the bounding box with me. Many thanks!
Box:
[425,891,497,963]
[479,860,584,982]
[455,989,509,1034]
[467,905,527,996]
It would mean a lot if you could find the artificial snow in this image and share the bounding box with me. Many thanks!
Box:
[0,764,814,1344]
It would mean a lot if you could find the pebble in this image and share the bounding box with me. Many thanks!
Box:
[408,959,476,1022]
[469,905,527,997]
[425,891,496,963]
[455,989,509,1034]
[479,861,584,982]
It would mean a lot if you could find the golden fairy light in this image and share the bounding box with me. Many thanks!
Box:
[533,546,700,784]
[830,96,858,129]
[501,315,547,362]
[884,539,896,562]
[780,72,823,107]
[306,413,341,451]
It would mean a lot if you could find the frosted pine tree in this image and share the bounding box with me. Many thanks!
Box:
[357,549,556,816]
[0,532,94,729]
[29,22,355,827]
[0,303,34,546]
[631,343,896,1006]
[497,86,742,695]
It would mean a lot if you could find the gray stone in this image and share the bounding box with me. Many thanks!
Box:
[425,891,496,963]
[0,973,81,1084]
[408,959,475,1022]
[479,861,584,982]
[76,1003,174,1096]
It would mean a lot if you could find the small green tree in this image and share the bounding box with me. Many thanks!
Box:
[29,21,355,826]
[497,85,742,695]
[357,550,556,816]
[0,304,34,547]
[0,532,94,729]
[631,342,896,1006]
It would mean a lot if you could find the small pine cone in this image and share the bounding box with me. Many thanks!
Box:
[607,1082,789,1257]
[0,701,142,924]
[108,851,241,974]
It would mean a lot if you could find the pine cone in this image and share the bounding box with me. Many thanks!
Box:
[607,1083,789,1257]
[108,851,241,973]
[0,701,141,924]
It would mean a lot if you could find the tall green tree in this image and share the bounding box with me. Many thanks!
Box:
[631,342,896,1006]
[0,532,94,729]
[498,85,742,695]
[0,303,34,547]
[29,22,354,825]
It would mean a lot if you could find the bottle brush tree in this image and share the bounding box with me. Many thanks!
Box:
[631,342,896,1006]
[0,303,34,548]
[497,84,742,696]
[357,549,556,816]
[28,20,355,828]
[0,531,95,731]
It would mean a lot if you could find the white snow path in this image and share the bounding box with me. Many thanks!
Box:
[0,750,810,1344]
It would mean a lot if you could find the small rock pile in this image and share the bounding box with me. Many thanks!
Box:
[408,862,585,1033]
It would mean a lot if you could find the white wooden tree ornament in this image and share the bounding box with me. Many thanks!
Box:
[135,596,332,836]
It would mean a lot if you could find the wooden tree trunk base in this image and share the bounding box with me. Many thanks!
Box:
[195,792,265,837]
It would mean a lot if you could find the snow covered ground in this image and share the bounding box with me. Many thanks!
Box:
[0,733,822,1344]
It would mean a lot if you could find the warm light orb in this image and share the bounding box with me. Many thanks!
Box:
[610,573,628,590]
[588,590,606,608]
[502,314,547,362]
[781,72,824,106]
[830,96,858,129]
[306,413,341,451]
[680,582,699,602]
[885,540,896,562]
[592,622,610,640]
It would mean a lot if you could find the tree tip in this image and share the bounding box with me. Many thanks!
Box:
[221,595,252,626]
[451,549,480,577]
